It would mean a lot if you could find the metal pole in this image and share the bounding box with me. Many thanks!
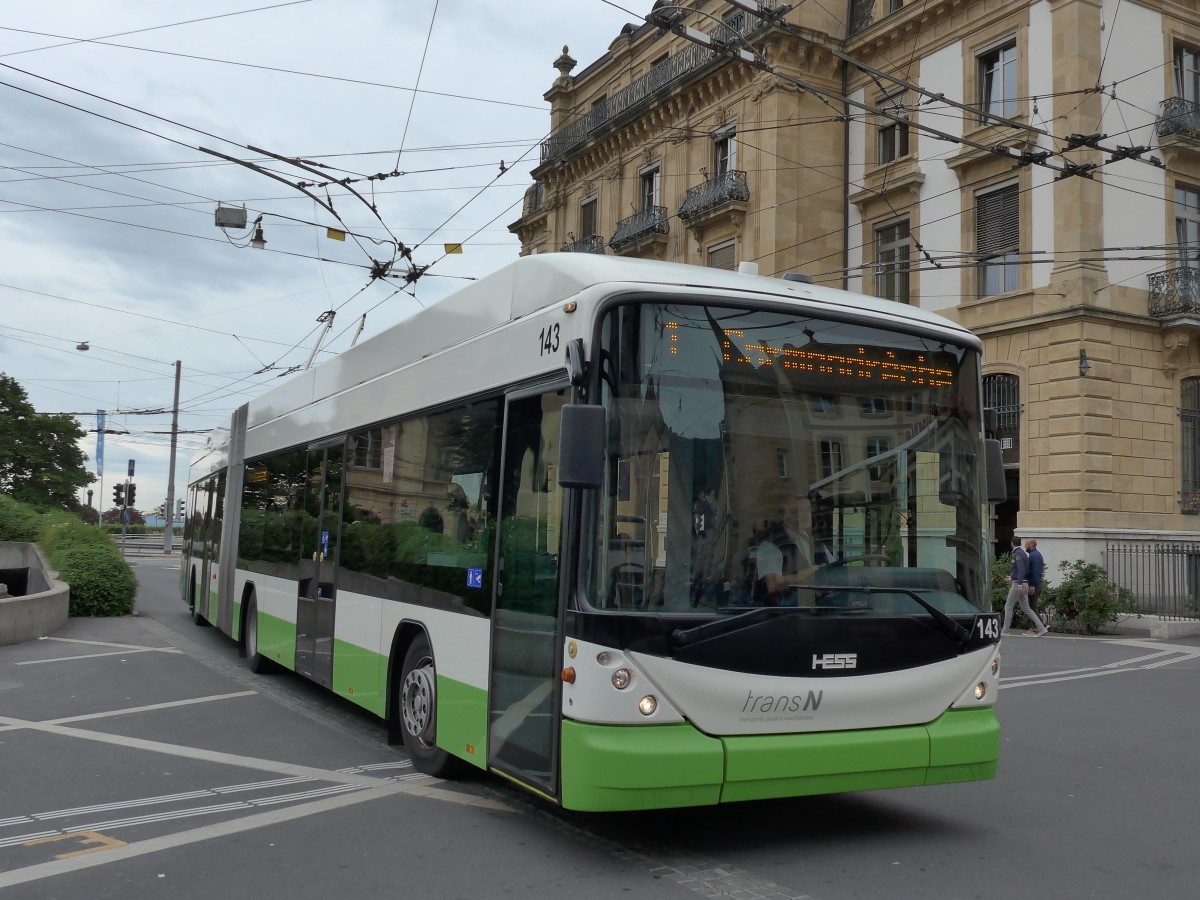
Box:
[163,360,181,555]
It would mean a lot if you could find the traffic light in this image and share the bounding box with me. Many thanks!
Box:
[178,499,186,516]
[113,484,124,507]
[127,483,137,507]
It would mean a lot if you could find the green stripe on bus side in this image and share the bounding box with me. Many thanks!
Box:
[256,610,296,671]
[437,675,488,770]
[558,708,1000,812]
[332,639,385,718]
[560,720,725,812]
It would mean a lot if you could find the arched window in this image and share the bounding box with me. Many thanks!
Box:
[1181,377,1200,514]
[983,374,1020,466]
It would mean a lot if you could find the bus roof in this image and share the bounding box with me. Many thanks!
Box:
[191,254,976,470]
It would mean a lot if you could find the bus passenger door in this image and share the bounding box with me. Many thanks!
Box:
[488,388,568,798]
[295,441,344,689]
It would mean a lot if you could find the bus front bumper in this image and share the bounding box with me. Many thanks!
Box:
[559,707,999,812]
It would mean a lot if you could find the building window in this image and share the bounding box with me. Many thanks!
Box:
[1175,44,1200,104]
[877,93,909,164]
[708,240,735,270]
[776,449,789,479]
[866,437,891,481]
[979,41,1017,120]
[1176,186,1200,265]
[977,183,1020,296]
[640,165,661,211]
[1183,378,1200,513]
[875,220,910,303]
[888,0,904,11]
[983,373,1020,466]
[714,128,737,175]
[820,439,844,479]
[811,395,837,415]
[861,397,887,416]
[352,427,383,469]
[580,196,597,239]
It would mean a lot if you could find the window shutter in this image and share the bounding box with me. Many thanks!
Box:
[977,184,1019,256]
[581,199,597,238]
[708,241,736,270]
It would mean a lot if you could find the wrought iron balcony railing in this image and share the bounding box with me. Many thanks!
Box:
[1149,266,1200,317]
[609,206,669,252]
[1156,96,1200,140]
[540,10,765,165]
[677,171,750,225]
[522,182,544,217]
[560,234,606,254]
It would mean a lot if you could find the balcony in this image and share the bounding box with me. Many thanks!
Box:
[677,171,750,227]
[560,234,606,254]
[540,10,765,165]
[1149,266,1200,318]
[1157,97,1200,141]
[609,206,669,254]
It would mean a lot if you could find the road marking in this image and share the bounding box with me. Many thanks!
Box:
[41,637,180,652]
[17,647,183,666]
[22,831,127,858]
[0,785,509,889]
[0,691,257,733]
[1000,647,1199,689]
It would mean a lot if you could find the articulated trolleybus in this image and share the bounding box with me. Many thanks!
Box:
[182,254,1003,812]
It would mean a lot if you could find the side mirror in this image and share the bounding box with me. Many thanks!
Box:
[985,439,1006,503]
[558,404,606,489]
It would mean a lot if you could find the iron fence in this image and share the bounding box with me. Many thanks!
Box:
[1105,541,1200,620]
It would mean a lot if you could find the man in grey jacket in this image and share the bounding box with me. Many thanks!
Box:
[1003,535,1047,637]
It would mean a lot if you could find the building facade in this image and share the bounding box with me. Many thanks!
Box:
[508,0,1200,569]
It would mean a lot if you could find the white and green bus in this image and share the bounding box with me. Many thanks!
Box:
[181,253,1004,812]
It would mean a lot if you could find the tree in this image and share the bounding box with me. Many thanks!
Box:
[102,506,146,526]
[0,374,95,510]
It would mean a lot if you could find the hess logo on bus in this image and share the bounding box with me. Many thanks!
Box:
[812,652,857,670]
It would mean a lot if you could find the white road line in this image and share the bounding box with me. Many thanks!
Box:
[1143,652,1200,669]
[35,791,216,821]
[0,784,509,889]
[1000,650,1177,682]
[17,647,184,666]
[0,714,406,788]
[41,637,179,652]
[34,691,258,728]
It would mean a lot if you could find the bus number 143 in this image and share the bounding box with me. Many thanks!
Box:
[539,323,561,356]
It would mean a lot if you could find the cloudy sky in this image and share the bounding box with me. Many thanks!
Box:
[0,0,638,517]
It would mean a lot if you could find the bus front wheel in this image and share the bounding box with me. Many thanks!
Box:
[397,635,462,778]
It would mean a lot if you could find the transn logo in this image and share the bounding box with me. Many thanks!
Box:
[812,652,857,670]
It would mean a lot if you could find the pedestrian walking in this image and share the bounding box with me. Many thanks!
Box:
[1003,535,1047,636]
[1025,537,1046,619]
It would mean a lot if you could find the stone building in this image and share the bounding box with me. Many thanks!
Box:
[508,0,1200,573]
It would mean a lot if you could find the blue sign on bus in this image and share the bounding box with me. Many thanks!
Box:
[467,568,483,589]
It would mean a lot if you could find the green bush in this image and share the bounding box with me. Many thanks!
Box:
[1043,559,1135,635]
[0,494,43,541]
[40,517,137,617]
[50,544,137,616]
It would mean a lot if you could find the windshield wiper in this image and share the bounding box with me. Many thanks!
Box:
[670,585,970,649]
[819,585,970,644]
[670,584,873,647]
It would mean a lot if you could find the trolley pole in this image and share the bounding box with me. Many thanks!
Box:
[163,360,181,555]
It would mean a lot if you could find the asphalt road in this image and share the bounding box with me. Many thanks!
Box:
[1,555,1198,899]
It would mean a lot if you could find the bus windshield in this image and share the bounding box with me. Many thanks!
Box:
[585,300,988,617]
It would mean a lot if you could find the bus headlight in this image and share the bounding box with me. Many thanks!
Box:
[974,682,987,700]
[612,668,632,690]
[638,695,657,716]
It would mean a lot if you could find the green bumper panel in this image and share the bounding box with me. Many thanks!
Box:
[561,720,725,811]
[559,708,999,812]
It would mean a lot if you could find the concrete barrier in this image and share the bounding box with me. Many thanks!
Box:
[0,542,69,645]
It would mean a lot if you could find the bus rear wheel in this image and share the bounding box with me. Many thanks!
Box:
[397,635,464,778]
[243,595,274,673]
